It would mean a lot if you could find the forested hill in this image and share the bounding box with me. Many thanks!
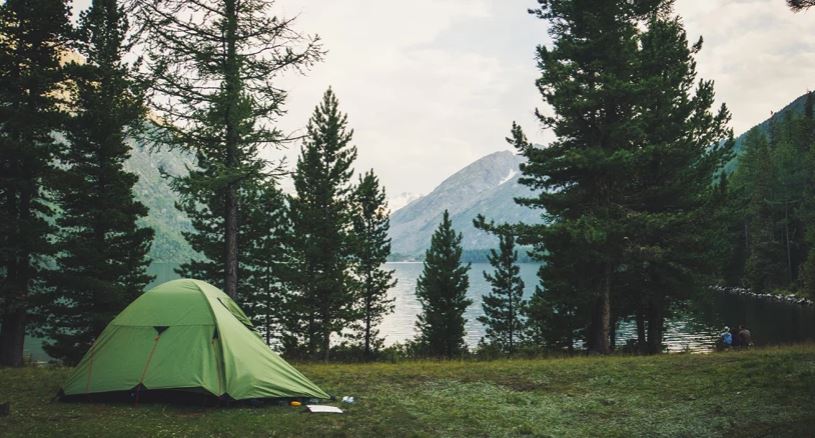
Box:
[720,90,815,297]
[124,138,196,264]
[731,91,813,158]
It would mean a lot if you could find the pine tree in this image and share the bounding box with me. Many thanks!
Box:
[741,129,787,292]
[174,179,280,308]
[0,0,70,367]
[40,0,154,365]
[797,93,815,297]
[477,232,526,354]
[288,88,358,360]
[716,168,750,287]
[514,1,730,354]
[134,0,322,298]
[789,0,815,11]
[348,170,396,359]
[518,1,650,354]
[618,11,732,354]
[241,181,291,345]
[415,210,472,358]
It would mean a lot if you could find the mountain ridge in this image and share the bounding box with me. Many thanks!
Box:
[389,90,815,260]
[388,150,540,258]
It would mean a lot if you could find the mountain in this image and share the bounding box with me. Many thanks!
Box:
[388,150,541,258]
[124,139,196,265]
[388,92,815,259]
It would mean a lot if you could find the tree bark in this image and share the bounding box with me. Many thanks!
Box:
[646,296,663,354]
[590,263,611,354]
[609,314,616,351]
[223,0,240,299]
[224,187,238,298]
[0,308,26,367]
[322,330,330,362]
[1,166,33,367]
[364,295,372,359]
[636,308,646,354]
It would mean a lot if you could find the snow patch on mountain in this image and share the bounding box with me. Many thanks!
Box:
[499,169,517,185]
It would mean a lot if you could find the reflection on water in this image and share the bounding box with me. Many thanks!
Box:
[381,263,815,353]
[147,262,815,353]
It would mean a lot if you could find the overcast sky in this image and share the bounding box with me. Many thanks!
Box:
[75,0,815,200]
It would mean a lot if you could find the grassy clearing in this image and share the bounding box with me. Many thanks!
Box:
[2,345,815,437]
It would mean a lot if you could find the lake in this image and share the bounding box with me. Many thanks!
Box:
[25,262,815,361]
[379,263,815,352]
[150,262,815,353]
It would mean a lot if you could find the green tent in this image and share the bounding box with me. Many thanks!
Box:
[61,278,329,401]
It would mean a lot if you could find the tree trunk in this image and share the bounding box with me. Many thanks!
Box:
[0,308,26,367]
[590,264,611,354]
[646,296,663,355]
[306,312,317,356]
[222,0,240,299]
[364,295,372,359]
[636,308,646,354]
[224,187,238,298]
[322,330,330,362]
[1,170,33,367]
[508,290,514,355]
[609,314,616,351]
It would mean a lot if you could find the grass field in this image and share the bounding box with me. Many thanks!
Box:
[2,345,815,437]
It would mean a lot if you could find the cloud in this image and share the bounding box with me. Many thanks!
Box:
[272,0,546,196]
[676,0,815,133]
[71,0,815,198]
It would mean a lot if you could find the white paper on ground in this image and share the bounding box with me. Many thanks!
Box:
[306,405,343,413]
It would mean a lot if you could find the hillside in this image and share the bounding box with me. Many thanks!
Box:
[728,91,813,169]
[2,345,814,437]
[124,138,196,264]
[388,150,540,258]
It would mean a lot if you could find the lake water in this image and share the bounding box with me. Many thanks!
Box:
[379,263,815,353]
[25,262,815,361]
[150,262,815,352]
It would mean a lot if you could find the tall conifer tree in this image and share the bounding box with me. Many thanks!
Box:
[288,88,357,360]
[619,12,731,353]
[514,1,730,354]
[0,0,70,366]
[477,232,526,354]
[134,0,322,298]
[739,129,787,292]
[517,1,649,354]
[349,170,396,359]
[415,210,472,358]
[41,0,154,365]
[241,181,291,345]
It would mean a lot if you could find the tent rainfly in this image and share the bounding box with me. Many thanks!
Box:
[60,278,329,401]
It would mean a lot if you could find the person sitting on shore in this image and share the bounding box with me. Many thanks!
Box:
[720,326,733,348]
[730,326,741,347]
[738,325,753,347]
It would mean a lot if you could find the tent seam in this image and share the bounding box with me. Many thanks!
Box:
[190,279,228,397]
